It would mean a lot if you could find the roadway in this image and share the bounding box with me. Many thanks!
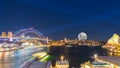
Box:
[0,46,46,68]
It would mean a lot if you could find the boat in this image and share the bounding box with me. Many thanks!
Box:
[55,56,69,68]
[81,54,111,68]
[65,45,72,47]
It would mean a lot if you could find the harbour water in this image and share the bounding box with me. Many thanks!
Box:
[46,45,109,68]
[0,46,46,68]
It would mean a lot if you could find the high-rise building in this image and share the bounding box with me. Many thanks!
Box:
[64,38,67,43]
[1,32,7,38]
[8,32,13,41]
[46,37,49,43]
[8,32,13,38]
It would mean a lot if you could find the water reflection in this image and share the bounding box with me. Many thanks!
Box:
[0,46,45,68]
[47,46,109,68]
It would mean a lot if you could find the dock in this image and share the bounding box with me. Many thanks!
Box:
[98,56,120,67]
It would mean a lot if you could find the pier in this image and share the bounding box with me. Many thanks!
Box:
[98,56,120,67]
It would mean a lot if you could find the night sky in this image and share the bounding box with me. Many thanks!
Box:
[0,0,120,41]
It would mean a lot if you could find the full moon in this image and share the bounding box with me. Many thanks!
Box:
[78,32,87,40]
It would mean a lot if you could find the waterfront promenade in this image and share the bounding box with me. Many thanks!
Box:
[28,61,51,68]
[98,56,120,67]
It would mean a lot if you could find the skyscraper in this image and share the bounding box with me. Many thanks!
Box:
[1,32,7,38]
[8,32,13,41]
[8,32,13,38]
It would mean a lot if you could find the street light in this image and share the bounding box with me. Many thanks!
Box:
[60,56,64,61]
[94,54,98,62]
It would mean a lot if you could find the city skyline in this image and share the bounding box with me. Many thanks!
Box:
[0,0,120,68]
[0,0,120,41]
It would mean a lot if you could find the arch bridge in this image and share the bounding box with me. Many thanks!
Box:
[13,28,48,44]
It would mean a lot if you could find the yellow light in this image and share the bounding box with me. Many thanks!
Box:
[32,52,47,58]
[94,54,97,58]
[107,33,119,45]
[60,56,64,61]
[94,54,98,62]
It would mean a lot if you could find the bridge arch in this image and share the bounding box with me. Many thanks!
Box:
[13,28,47,43]
[13,28,45,39]
[13,28,48,45]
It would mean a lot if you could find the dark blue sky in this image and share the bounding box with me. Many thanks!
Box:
[0,0,120,41]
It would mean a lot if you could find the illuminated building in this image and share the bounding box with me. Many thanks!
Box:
[46,37,49,43]
[8,32,12,38]
[64,38,67,43]
[1,32,7,38]
[103,33,120,52]
[55,56,69,68]
[107,33,119,45]
[7,32,13,41]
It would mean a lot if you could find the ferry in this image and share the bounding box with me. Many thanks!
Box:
[80,54,111,68]
[81,61,110,68]
[55,56,69,68]
[65,45,72,47]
